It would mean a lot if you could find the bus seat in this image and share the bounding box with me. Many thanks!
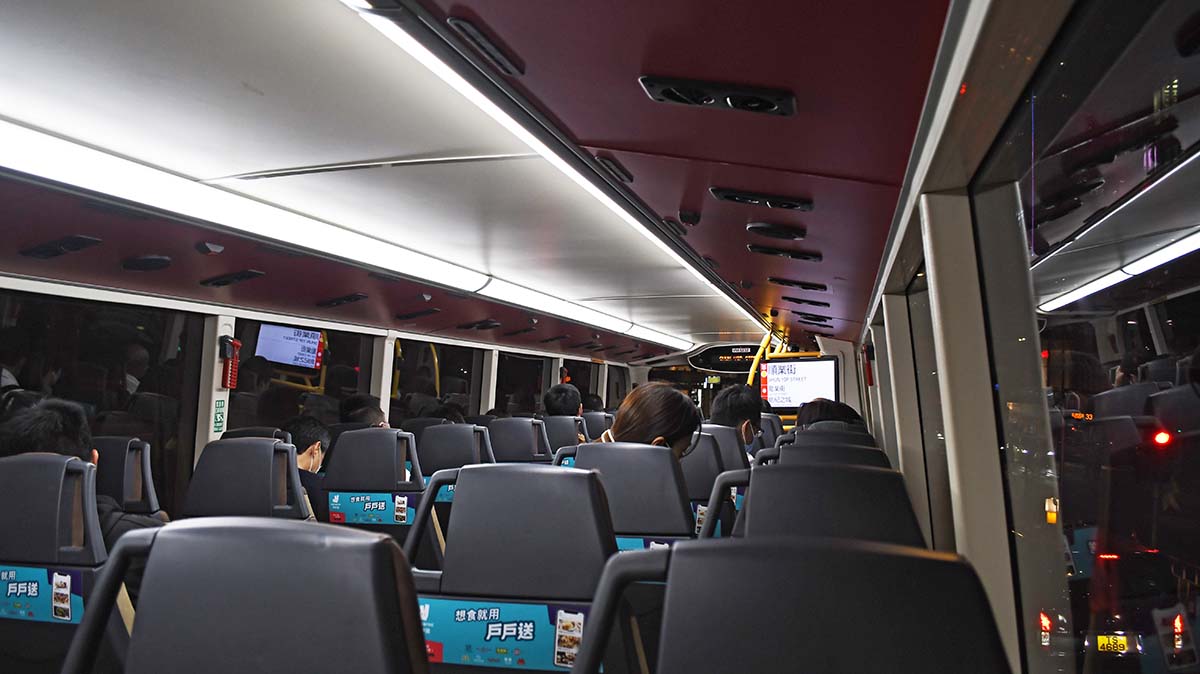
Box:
[679,432,739,534]
[404,465,637,672]
[760,412,784,447]
[463,414,495,427]
[700,423,750,472]
[221,426,292,444]
[701,465,924,548]
[556,443,693,545]
[0,454,122,674]
[93,437,161,515]
[487,417,554,461]
[1139,356,1178,386]
[400,417,448,446]
[1150,385,1200,434]
[756,443,892,469]
[541,415,586,452]
[1092,382,1158,418]
[780,428,878,449]
[60,518,429,674]
[581,411,613,439]
[181,438,309,520]
[1177,355,1194,385]
[416,424,495,474]
[572,539,1010,674]
[322,421,371,470]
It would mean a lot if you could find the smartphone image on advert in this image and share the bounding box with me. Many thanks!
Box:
[394,494,408,524]
[554,610,584,668]
[51,573,71,622]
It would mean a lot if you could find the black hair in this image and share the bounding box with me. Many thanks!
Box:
[346,404,386,426]
[582,393,605,412]
[429,403,465,424]
[543,383,582,417]
[280,415,331,454]
[0,389,45,424]
[610,382,702,459]
[795,399,864,427]
[339,393,381,423]
[759,398,774,413]
[484,408,509,418]
[708,384,762,430]
[0,398,92,461]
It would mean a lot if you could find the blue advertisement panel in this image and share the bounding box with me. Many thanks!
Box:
[0,565,84,624]
[328,491,415,525]
[420,477,456,503]
[418,596,589,670]
[615,536,680,551]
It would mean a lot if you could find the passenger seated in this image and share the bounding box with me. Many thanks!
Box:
[429,403,465,424]
[544,383,586,443]
[795,398,865,427]
[583,393,605,413]
[602,382,702,460]
[279,415,330,520]
[707,384,762,449]
[0,399,163,603]
[1114,353,1139,387]
[339,393,388,426]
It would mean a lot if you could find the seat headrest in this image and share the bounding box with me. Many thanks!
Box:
[221,426,292,444]
[125,518,427,674]
[574,443,692,535]
[539,416,582,453]
[654,539,1008,673]
[488,417,551,460]
[323,428,422,491]
[463,415,496,427]
[777,443,891,469]
[441,464,616,600]
[0,454,105,565]
[805,419,867,433]
[679,433,725,501]
[581,412,613,439]
[744,464,924,547]
[788,428,878,448]
[1092,382,1159,418]
[700,424,750,470]
[417,424,492,473]
[182,438,309,519]
[94,436,160,513]
[399,417,448,445]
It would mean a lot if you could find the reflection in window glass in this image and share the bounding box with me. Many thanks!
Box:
[607,366,630,410]
[390,340,482,423]
[0,289,202,514]
[971,3,1200,670]
[496,353,547,416]
[231,321,373,429]
[563,360,596,395]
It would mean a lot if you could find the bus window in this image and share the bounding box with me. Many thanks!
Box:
[1155,292,1200,356]
[496,352,548,416]
[562,359,597,395]
[230,320,373,429]
[606,365,630,411]
[390,340,482,423]
[0,288,202,514]
[1116,308,1156,366]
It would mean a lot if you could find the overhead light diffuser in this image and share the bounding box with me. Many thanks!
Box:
[625,324,694,352]
[1122,229,1200,276]
[479,278,633,334]
[1038,270,1131,312]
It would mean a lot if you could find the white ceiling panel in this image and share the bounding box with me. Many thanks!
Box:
[0,0,528,179]
[578,296,766,339]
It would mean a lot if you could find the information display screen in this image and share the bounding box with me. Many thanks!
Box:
[256,324,322,369]
[760,357,838,409]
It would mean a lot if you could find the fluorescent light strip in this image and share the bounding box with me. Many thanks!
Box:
[1122,229,1200,276]
[0,119,490,293]
[1038,270,1131,312]
[349,8,765,335]
[625,324,694,352]
[480,278,632,334]
[1031,148,1200,271]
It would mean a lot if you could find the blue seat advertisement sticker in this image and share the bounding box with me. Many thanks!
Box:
[328,491,414,525]
[615,536,678,551]
[0,566,83,624]
[418,596,588,670]
[420,477,456,502]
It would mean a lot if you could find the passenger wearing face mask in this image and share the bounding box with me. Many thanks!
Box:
[280,415,330,522]
[706,384,763,454]
[600,382,702,460]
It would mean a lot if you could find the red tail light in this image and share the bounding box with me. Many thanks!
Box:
[1154,431,1172,446]
[1098,553,1120,560]
[1039,612,1053,632]
[1175,614,1185,635]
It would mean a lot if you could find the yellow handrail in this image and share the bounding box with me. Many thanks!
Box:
[744,332,776,387]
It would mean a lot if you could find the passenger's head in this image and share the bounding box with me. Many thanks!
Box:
[708,384,762,444]
[124,343,151,379]
[280,415,330,473]
[0,399,94,463]
[543,383,582,417]
[339,393,381,423]
[238,356,274,394]
[760,398,774,414]
[795,398,863,428]
[256,385,303,428]
[609,382,702,459]
[582,393,605,412]
[346,403,386,427]
[430,404,465,424]
[509,389,537,415]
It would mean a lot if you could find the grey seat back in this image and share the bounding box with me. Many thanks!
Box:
[463,414,495,427]
[783,428,879,449]
[700,423,750,471]
[1092,382,1158,418]
[415,424,494,473]
[93,436,160,514]
[759,413,784,447]
[1140,357,1178,385]
[1177,356,1194,385]
[1150,384,1200,434]
[582,411,614,439]
[182,438,310,519]
[0,455,108,674]
[542,416,586,451]
[221,426,292,444]
[777,443,892,469]
[572,443,693,537]
[62,518,429,674]
[679,433,726,502]
[487,417,553,461]
[400,417,448,446]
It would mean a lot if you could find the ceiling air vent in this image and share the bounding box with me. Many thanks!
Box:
[747,244,821,262]
[595,155,633,183]
[747,222,805,240]
[570,340,598,349]
[447,16,524,76]
[458,319,502,330]
[710,187,812,211]
[797,319,829,327]
[195,242,224,256]
[317,293,368,308]
[539,335,568,344]
[395,308,441,321]
[638,76,795,117]
[503,327,536,337]
[792,311,831,322]
[768,277,828,292]
[782,296,831,308]
[20,235,102,260]
[611,348,637,356]
[257,244,306,258]
[200,269,265,287]
[679,211,701,227]
[122,255,171,272]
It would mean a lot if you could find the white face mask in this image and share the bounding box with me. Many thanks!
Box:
[600,429,615,443]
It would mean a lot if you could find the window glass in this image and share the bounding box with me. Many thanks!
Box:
[606,366,630,411]
[0,289,203,514]
[496,353,548,416]
[230,320,373,429]
[562,360,596,395]
[970,3,1200,670]
[390,339,482,423]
